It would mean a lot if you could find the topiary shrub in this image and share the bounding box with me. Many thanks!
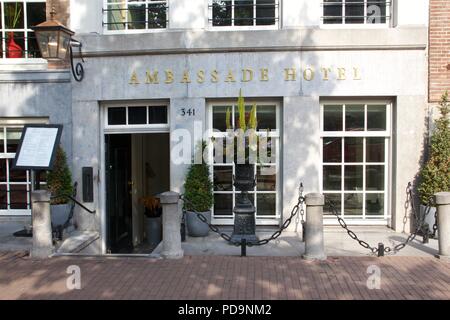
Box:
[47,146,73,205]
[183,142,214,212]
[418,91,450,205]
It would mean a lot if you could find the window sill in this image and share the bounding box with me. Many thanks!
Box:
[0,58,48,71]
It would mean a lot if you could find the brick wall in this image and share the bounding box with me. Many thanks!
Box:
[429,0,450,102]
[46,0,70,26]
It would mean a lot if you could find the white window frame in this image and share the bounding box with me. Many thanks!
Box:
[207,100,281,226]
[104,102,170,134]
[208,0,280,31]
[320,0,392,29]
[320,100,392,225]
[0,0,46,59]
[0,117,48,216]
[103,0,168,35]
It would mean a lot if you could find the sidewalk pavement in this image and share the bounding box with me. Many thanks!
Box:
[0,251,449,300]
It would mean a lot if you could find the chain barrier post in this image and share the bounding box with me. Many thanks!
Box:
[241,239,247,257]
[435,192,450,260]
[302,193,327,261]
[377,243,385,257]
[31,190,54,259]
[159,191,184,259]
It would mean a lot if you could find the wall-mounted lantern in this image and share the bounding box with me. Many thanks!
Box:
[32,8,85,82]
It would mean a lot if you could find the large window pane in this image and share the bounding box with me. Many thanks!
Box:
[366,165,384,190]
[257,166,276,191]
[128,3,146,29]
[0,159,6,182]
[366,137,385,163]
[345,0,364,24]
[148,106,167,124]
[323,137,342,163]
[8,159,26,182]
[212,106,229,132]
[214,194,233,216]
[234,0,253,26]
[324,105,343,131]
[4,2,24,29]
[323,0,343,24]
[367,105,386,131]
[345,105,365,131]
[324,193,341,215]
[344,137,363,163]
[6,128,22,153]
[128,106,147,125]
[367,0,386,24]
[344,193,363,216]
[256,0,275,26]
[108,107,126,125]
[344,165,363,191]
[9,184,27,209]
[257,193,275,216]
[148,2,167,29]
[214,166,233,191]
[107,4,126,30]
[212,0,232,26]
[366,194,384,216]
[26,2,46,27]
[0,185,7,209]
[323,166,341,191]
[257,105,276,131]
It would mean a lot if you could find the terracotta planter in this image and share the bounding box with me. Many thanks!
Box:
[7,32,23,58]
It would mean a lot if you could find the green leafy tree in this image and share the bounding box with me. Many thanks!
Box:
[418,91,450,204]
[183,142,214,212]
[47,146,73,205]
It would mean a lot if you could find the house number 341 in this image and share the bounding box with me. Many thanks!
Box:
[181,108,196,116]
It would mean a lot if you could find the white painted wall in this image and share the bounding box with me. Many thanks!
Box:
[283,0,322,27]
[169,0,207,30]
[396,0,429,26]
[70,0,103,34]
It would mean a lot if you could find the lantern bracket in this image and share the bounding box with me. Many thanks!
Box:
[69,39,84,82]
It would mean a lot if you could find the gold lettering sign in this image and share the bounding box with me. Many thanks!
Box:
[129,66,362,85]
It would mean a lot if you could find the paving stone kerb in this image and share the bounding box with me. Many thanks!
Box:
[31,191,54,259]
[435,192,450,259]
[159,191,183,259]
[302,193,326,261]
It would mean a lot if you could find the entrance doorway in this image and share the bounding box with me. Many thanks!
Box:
[105,133,170,254]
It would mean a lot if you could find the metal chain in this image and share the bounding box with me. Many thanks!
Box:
[180,182,306,247]
[327,182,435,256]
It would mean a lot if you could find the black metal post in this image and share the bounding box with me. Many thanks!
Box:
[378,243,385,257]
[241,239,247,257]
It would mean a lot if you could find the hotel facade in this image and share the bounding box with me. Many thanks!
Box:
[0,0,438,254]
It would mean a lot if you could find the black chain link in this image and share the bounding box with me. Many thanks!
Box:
[327,182,435,256]
[180,182,306,247]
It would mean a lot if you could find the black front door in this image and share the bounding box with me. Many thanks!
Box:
[105,134,133,253]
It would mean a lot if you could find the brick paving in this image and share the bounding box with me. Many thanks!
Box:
[0,251,449,300]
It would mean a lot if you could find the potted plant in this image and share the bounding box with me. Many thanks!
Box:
[183,142,214,237]
[47,146,74,229]
[5,2,23,58]
[140,196,163,246]
[418,91,450,235]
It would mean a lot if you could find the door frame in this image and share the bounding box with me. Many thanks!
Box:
[100,101,170,254]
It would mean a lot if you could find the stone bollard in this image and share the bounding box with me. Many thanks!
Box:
[159,191,184,259]
[31,190,54,259]
[302,193,327,261]
[435,192,450,260]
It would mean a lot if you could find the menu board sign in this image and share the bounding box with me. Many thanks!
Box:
[13,124,63,170]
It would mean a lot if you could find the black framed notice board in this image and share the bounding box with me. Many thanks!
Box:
[12,124,63,171]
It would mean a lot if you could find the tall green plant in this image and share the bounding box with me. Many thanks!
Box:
[47,146,74,205]
[183,142,214,212]
[5,3,22,29]
[418,91,450,204]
